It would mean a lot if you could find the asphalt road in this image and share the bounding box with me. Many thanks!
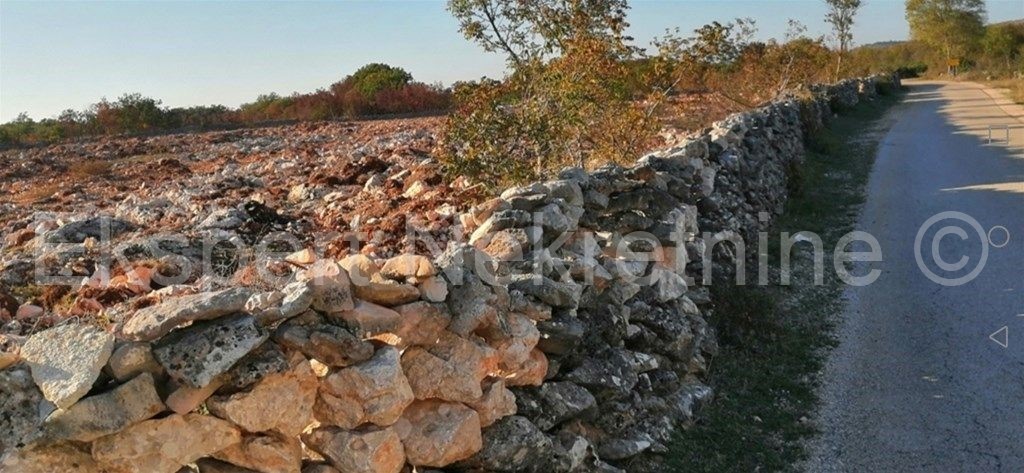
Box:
[804,81,1024,472]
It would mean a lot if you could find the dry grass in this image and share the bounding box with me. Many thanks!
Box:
[123,152,176,164]
[12,182,62,204]
[67,159,113,179]
[987,79,1024,104]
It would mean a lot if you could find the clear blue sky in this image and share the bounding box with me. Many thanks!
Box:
[2,0,1021,122]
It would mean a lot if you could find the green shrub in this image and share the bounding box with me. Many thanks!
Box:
[439,0,662,190]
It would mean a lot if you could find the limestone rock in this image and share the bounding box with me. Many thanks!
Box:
[107,341,163,382]
[446,274,498,337]
[510,292,552,322]
[91,413,242,473]
[153,313,267,388]
[278,281,315,320]
[220,342,290,392]
[297,260,355,314]
[207,357,317,436]
[286,248,317,264]
[166,376,225,414]
[480,228,534,261]
[246,291,285,314]
[396,400,482,468]
[467,380,517,427]
[416,275,448,302]
[273,312,373,367]
[330,300,401,336]
[213,432,302,473]
[597,438,652,460]
[401,332,497,404]
[21,323,114,409]
[514,381,596,431]
[338,254,379,285]
[489,312,540,371]
[0,365,47,454]
[352,281,421,307]
[197,458,261,473]
[42,372,165,443]
[45,216,133,244]
[122,287,252,341]
[536,315,585,355]
[315,347,413,429]
[457,416,552,472]
[0,442,101,473]
[565,349,640,401]
[504,348,548,387]
[379,254,436,280]
[509,275,580,308]
[391,301,451,348]
[303,426,405,473]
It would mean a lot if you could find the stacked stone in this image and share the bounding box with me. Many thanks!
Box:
[827,78,861,110]
[0,253,538,473]
[857,77,877,97]
[455,146,750,470]
[0,75,899,473]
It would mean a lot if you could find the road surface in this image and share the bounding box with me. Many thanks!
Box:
[805,81,1024,472]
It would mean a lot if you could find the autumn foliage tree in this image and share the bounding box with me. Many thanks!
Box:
[655,19,833,107]
[440,0,663,189]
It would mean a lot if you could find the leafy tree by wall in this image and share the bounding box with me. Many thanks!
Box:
[905,0,986,63]
[441,0,660,189]
[824,0,863,80]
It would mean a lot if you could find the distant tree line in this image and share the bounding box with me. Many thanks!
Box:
[0,63,450,147]
[845,1,1023,78]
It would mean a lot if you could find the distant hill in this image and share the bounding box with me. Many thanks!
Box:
[989,18,1023,27]
[857,19,1023,50]
[858,41,908,49]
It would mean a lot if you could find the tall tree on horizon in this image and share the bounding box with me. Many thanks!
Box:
[824,0,862,80]
[905,0,986,68]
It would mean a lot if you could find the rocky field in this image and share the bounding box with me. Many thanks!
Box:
[0,117,488,329]
[0,76,893,473]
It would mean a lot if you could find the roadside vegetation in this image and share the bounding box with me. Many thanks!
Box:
[987,78,1024,104]
[665,85,903,473]
[846,2,1023,80]
[437,0,1017,191]
[440,0,855,190]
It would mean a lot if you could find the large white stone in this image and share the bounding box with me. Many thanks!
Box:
[121,287,252,341]
[21,323,114,409]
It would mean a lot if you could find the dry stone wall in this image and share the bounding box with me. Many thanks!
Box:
[0,75,896,473]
